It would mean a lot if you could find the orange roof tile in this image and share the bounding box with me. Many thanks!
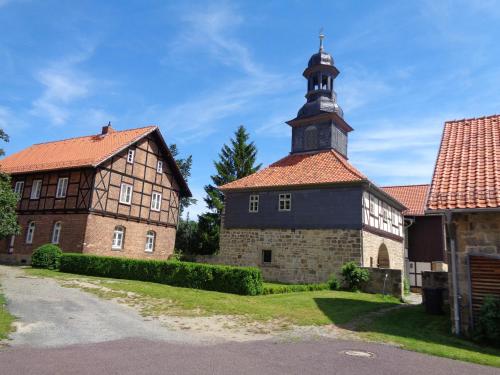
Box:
[220,150,367,191]
[0,126,157,174]
[427,115,500,210]
[382,184,429,216]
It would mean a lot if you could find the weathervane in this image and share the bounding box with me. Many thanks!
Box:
[319,27,325,52]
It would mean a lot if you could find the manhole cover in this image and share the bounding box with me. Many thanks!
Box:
[341,350,375,358]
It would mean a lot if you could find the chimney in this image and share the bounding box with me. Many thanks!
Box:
[101,122,115,135]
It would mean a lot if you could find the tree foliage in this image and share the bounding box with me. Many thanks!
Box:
[197,125,261,254]
[0,129,19,239]
[169,143,196,214]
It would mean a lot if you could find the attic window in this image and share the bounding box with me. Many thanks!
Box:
[127,149,135,164]
[157,161,163,173]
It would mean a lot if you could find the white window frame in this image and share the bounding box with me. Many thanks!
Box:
[151,192,162,211]
[26,222,35,244]
[55,177,69,198]
[278,193,291,211]
[119,183,133,205]
[249,194,259,213]
[383,207,390,223]
[112,226,125,250]
[14,181,24,196]
[156,160,163,173]
[145,231,155,252]
[30,179,42,200]
[127,149,135,164]
[51,222,62,244]
[369,196,377,215]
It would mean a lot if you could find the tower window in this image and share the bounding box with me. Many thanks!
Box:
[322,75,328,90]
[304,126,318,150]
[312,76,319,90]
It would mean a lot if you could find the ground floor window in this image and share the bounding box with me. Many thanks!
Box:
[145,230,155,252]
[26,222,35,244]
[112,226,125,249]
[51,222,62,244]
[262,249,272,264]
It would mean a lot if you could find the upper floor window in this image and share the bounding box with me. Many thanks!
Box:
[14,181,24,196]
[383,208,391,223]
[145,230,155,252]
[26,221,35,244]
[127,149,135,164]
[51,222,62,244]
[30,179,42,200]
[151,192,162,211]
[369,196,377,215]
[112,226,125,249]
[156,161,163,173]
[249,195,259,213]
[279,193,291,211]
[56,177,69,198]
[119,183,133,205]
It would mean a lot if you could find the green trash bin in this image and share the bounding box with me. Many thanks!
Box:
[423,288,444,315]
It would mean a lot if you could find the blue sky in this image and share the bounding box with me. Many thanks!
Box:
[1,0,500,218]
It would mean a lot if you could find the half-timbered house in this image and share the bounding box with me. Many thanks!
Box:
[214,37,407,283]
[0,124,190,264]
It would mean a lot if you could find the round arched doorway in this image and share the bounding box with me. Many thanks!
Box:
[377,244,390,268]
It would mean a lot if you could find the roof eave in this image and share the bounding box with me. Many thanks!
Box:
[220,179,367,193]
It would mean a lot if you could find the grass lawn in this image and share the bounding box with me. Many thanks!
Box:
[0,288,15,340]
[26,268,398,326]
[357,305,500,368]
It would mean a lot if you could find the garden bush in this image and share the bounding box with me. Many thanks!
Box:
[474,296,500,346]
[341,261,369,291]
[327,275,340,290]
[31,244,62,270]
[59,253,263,295]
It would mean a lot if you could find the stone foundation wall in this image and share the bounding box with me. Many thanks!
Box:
[422,271,449,306]
[84,214,176,260]
[216,227,363,283]
[361,267,403,299]
[361,230,405,271]
[451,212,500,335]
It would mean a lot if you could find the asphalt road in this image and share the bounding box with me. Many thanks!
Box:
[1,338,498,375]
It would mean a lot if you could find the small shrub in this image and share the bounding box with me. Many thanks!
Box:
[169,249,183,262]
[31,244,62,270]
[474,296,500,346]
[327,275,340,290]
[59,253,263,295]
[403,276,410,295]
[341,262,369,291]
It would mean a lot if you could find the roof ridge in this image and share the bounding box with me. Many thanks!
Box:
[32,125,157,146]
[382,184,430,189]
[444,114,500,124]
[328,149,367,180]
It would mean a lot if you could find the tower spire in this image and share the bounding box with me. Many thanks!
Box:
[319,28,325,52]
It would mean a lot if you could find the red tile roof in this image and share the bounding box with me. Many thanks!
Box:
[0,126,157,174]
[382,184,430,216]
[427,115,500,210]
[220,150,367,191]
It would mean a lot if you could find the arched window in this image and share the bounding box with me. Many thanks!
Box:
[145,231,156,253]
[26,221,35,244]
[112,226,125,250]
[377,244,390,268]
[51,222,62,244]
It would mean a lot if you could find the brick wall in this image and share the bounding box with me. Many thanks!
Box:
[83,213,176,260]
[0,213,88,264]
[361,230,405,271]
[215,227,363,283]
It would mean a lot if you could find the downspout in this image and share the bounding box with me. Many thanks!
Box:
[445,210,460,336]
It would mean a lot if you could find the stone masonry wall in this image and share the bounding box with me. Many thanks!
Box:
[216,227,362,283]
[83,214,176,260]
[451,212,500,335]
[361,267,403,299]
[422,271,449,306]
[0,213,88,264]
[361,230,405,271]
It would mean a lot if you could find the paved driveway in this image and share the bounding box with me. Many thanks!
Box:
[0,265,198,347]
[0,265,498,374]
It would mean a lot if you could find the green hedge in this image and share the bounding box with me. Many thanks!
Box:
[262,282,329,295]
[59,253,263,296]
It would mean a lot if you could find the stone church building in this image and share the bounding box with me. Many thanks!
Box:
[0,124,190,264]
[217,37,407,283]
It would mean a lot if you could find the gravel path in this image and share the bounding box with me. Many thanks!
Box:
[0,265,199,348]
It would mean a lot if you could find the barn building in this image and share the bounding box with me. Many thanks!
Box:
[0,124,190,264]
[217,37,407,283]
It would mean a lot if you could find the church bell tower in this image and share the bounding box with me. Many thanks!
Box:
[287,33,353,158]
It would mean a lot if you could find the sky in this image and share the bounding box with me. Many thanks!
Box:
[1,0,500,219]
